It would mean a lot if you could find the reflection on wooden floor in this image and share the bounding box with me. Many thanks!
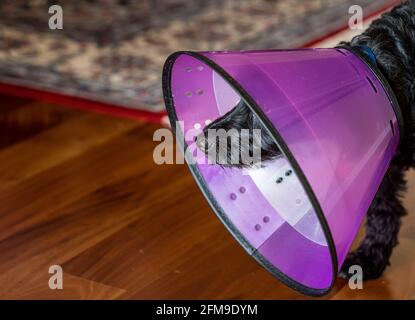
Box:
[0,94,414,299]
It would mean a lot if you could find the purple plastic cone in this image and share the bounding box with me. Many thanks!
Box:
[162,47,403,296]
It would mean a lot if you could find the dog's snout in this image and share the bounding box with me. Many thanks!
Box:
[195,135,205,150]
[196,133,214,152]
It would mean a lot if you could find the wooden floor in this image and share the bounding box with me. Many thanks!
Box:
[0,94,414,300]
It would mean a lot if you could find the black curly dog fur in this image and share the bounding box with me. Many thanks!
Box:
[196,1,415,280]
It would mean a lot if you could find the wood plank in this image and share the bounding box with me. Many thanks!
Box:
[0,124,153,241]
[0,109,138,192]
[2,273,126,300]
[0,100,78,149]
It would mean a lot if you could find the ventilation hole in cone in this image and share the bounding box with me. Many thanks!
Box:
[390,120,395,136]
[366,77,378,93]
[336,49,347,56]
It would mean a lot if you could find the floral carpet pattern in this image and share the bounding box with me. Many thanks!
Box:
[0,0,397,113]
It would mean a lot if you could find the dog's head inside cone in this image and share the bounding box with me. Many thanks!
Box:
[162,48,403,296]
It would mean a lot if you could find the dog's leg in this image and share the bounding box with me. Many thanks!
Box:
[339,163,407,280]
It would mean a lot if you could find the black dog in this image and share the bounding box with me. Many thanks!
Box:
[196,1,415,280]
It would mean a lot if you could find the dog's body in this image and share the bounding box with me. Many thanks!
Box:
[196,1,415,279]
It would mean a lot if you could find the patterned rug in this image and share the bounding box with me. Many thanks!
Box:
[0,0,398,114]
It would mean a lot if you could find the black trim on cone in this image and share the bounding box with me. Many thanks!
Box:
[162,51,338,297]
